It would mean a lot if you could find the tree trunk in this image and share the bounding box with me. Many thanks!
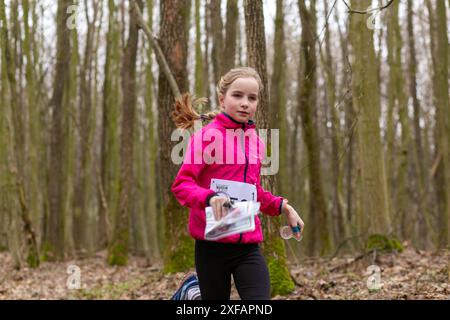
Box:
[431,0,450,247]
[0,0,39,267]
[194,0,204,98]
[108,0,141,265]
[298,0,332,255]
[210,0,224,90]
[61,19,80,258]
[424,0,440,246]
[389,0,410,241]
[129,1,152,261]
[407,0,429,248]
[73,2,99,254]
[90,1,104,252]
[385,0,396,225]
[349,0,391,236]
[334,9,354,251]
[133,44,151,259]
[322,0,345,244]
[99,0,121,250]
[0,15,6,250]
[143,0,160,265]
[386,0,410,239]
[203,0,211,103]
[22,0,42,250]
[47,0,72,259]
[271,0,287,198]
[223,0,238,72]
[158,0,193,273]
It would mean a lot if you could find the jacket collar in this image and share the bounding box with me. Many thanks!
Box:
[215,111,256,130]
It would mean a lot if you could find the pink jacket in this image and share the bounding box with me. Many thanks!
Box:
[171,112,284,244]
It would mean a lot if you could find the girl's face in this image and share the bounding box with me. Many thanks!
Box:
[219,77,259,123]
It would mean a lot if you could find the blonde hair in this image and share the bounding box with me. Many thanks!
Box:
[172,67,262,129]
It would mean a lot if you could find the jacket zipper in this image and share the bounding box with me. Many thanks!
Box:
[238,123,248,244]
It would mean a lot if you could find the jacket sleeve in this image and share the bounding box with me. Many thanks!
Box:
[256,163,284,216]
[171,135,216,211]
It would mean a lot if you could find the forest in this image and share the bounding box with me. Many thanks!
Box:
[0,0,449,299]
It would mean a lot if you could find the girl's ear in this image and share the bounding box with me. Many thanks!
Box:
[218,93,225,109]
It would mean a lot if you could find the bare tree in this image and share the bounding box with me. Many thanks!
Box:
[158,0,193,272]
[47,0,72,259]
[108,0,142,265]
[298,0,332,255]
[349,0,391,236]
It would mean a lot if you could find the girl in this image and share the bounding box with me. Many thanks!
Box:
[171,67,304,300]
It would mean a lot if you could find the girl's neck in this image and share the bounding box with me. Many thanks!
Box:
[221,111,254,126]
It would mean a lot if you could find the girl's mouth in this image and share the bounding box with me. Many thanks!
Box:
[237,111,249,116]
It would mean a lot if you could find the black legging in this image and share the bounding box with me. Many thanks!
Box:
[195,240,271,300]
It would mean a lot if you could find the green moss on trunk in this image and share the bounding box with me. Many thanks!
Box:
[264,237,295,296]
[108,243,128,266]
[108,228,129,266]
[163,193,195,273]
[26,252,40,268]
[163,234,195,274]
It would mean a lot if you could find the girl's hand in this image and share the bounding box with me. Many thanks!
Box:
[209,196,230,221]
[282,200,305,240]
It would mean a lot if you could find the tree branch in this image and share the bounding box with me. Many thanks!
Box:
[342,0,395,14]
[131,0,181,98]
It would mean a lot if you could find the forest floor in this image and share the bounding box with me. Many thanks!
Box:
[0,245,449,300]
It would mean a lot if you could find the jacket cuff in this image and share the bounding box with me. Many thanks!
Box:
[205,191,219,207]
[278,197,285,216]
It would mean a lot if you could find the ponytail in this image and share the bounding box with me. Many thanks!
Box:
[172,93,219,130]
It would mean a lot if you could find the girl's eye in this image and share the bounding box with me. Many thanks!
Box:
[249,96,257,101]
[233,94,241,97]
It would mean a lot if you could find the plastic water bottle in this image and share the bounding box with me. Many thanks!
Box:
[280,225,303,242]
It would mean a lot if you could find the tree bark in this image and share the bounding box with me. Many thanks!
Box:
[407,1,429,248]
[143,0,160,265]
[99,0,121,250]
[0,0,39,267]
[336,11,354,248]
[108,0,141,265]
[203,0,211,102]
[322,0,345,244]
[271,0,287,197]
[385,0,409,239]
[223,0,238,72]
[210,0,224,89]
[47,0,72,259]
[158,0,193,273]
[349,0,391,236]
[194,0,204,98]
[73,1,99,253]
[432,0,450,247]
[298,0,332,255]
